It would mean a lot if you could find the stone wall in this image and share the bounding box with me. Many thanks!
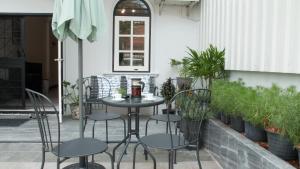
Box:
[203,119,295,169]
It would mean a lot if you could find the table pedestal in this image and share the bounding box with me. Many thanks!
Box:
[63,162,105,169]
[113,107,156,169]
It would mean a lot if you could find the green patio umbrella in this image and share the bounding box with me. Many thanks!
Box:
[52,0,106,138]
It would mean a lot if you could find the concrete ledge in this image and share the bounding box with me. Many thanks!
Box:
[203,119,295,169]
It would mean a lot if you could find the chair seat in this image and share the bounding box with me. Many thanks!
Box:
[149,114,181,122]
[88,112,121,121]
[140,133,188,150]
[52,138,107,158]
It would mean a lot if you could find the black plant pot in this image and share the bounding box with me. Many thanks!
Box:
[214,112,221,120]
[183,119,206,149]
[220,112,230,124]
[162,109,176,114]
[297,148,300,167]
[266,131,298,160]
[230,116,245,133]
[244,121,267,142]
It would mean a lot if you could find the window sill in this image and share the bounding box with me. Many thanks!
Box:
[103,72,159,77]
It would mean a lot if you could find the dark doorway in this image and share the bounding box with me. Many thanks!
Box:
[0,15,59,109]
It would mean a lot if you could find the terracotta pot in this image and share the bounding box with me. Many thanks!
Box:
[70,104,79,120]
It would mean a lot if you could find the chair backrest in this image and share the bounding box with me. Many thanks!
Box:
[84,76,112,100]
[166,89,211,150]
[26,88,60,154]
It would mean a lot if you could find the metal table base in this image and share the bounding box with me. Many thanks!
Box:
[112,107,156,169]
[63,162,105,169]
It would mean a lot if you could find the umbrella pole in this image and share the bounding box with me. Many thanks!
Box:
[78,39,84,139]
[78,39,87,168]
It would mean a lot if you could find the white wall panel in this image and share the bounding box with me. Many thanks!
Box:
[0,0,53,13]
[199,0,300,74]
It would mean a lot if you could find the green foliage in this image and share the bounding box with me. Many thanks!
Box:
[118,87,127,96]
[160,78,176,104]
[170,45,226,89]
[211,79,300,145]
[176,90,212,120]
[283,91,300,145]
[62,81,79,105]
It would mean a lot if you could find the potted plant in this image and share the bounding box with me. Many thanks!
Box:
[263,86,298,160]
[63,81,79,120]
[170,58,192,91]
[160,78,176,114]
[211,80,231,124]
[227,80,245,132]
[177,90,212,148]
[242,86,267,142]
[285,92,300,166]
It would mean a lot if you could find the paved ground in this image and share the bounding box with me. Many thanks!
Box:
[0,109,222,169]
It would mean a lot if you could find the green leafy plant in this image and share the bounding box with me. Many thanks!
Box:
[63,81,79,105]
[176,90,212,120]
[160,78,176,108]
[283,91,300,147]
[118,87,127,97]
[170,45,226,89]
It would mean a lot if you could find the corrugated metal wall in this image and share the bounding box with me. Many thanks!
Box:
[199,0,300,74]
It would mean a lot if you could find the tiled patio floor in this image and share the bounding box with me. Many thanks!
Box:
[0,110,222,169]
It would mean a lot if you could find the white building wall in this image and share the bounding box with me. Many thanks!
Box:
[0,0,200,88]
[64,0,200,87]
[199,0,300,89]
[0,0,53,13]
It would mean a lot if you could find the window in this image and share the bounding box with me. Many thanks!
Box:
[113,0,151,72]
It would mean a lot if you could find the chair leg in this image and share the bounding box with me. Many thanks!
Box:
[104,152,114,169]
[56,157,60,169]
[174,150,177,164]
[106,120,108,144]
[83,116,88,132]
[86,157,89,169]
[168,151,171,169]
[121,118,127,154]
[145,119,151,136]
[166,122,169,134]
[133,143,141,169]
[196,144,203,169]
[171,151,174,169]
[92,120,96,163]
[175,122,178,135]
[140,143,156,169]
[41,148,45,169]
[156,105,158,124]
[144,119,153,160]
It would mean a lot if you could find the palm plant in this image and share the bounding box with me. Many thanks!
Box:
[170,45,226,89]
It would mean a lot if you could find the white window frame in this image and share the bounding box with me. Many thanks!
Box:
[113,16,150,72]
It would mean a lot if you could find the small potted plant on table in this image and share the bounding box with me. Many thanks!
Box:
[160,78,176,114]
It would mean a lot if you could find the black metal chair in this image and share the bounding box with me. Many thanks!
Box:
[26,88,113,169]
[145,79,181,136]
[83,76,126,161]
[84,76,126,141]
[133,89,211,169]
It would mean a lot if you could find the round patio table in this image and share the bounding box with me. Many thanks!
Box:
[61,138,108,169]
[102,96,164,169]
